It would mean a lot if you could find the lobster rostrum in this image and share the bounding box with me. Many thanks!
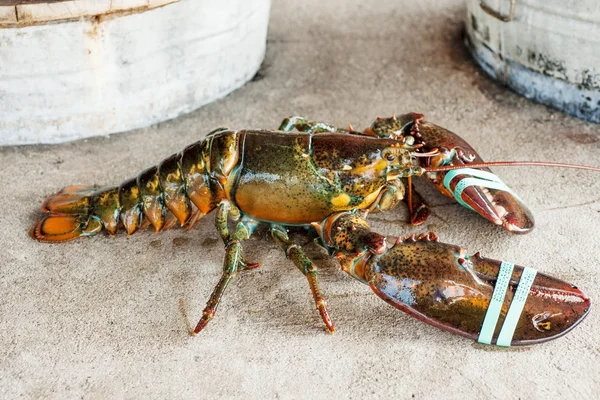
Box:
[31,114,595,346]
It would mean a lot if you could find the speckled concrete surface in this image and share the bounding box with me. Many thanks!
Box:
[1,1,600,398]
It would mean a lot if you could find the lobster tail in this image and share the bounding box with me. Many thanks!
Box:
[31,130,233,242]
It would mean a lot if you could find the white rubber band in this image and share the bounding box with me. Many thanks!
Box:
[496,267,538,347]
[442,168,519,210]
[477,261,514,345]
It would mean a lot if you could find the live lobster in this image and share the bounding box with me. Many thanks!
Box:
[31,113,596,346]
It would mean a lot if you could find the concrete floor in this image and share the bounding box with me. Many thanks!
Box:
[2,0,600,398]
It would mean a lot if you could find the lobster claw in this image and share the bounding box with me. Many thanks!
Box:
[416,122,535,233]
[324,212,589,345]
[366,238,590,346]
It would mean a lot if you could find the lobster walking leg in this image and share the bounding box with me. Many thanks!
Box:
[270,225,335,333]
[215,201,231,243]
[278,116,350,134]
[193,217,259,334]
[215,202,260,270]
[401,178,430,225]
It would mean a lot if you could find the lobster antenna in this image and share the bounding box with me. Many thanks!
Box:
[424,161,600,173]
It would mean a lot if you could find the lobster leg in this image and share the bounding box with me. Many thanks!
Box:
[401,178,430,226]
[270,225,335,333]
[215,201,231,242]
[193,217,259,334]
[363,176,429,226]
[215,201,260,269]
[278,116,350,134]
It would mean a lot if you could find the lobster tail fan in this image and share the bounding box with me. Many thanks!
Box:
[41,186,96,214]
[30,215,85,242]
[32,186,100,242]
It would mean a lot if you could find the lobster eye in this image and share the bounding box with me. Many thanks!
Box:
[385,153,396,162]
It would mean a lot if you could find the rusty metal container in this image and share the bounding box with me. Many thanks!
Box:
[465,0,600,123]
